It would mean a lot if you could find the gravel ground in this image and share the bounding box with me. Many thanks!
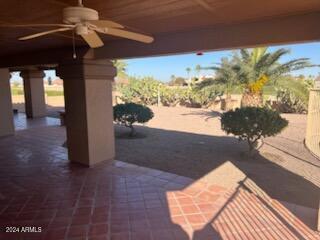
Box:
[115,106,320,209]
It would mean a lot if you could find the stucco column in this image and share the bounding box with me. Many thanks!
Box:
[21,69,46,118]
[0,68,14,137]
[57,59,116,166]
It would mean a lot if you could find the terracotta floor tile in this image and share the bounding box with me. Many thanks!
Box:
[50,217,72,228]
[110,232,130,240]
[71,215,91,226]
[68,225,89,238]
[186,214,206,225]
[0,115,318,240]
[176,197,194,205]
[181,204,200,214]
[171,215,188,225]
[110,221,129,234]
[89,235,109,240]
[89,223,108,236]
[91,212,109,223]
[169,206,183,216]
[44,228,67,240]
[152,229,176,240]
[131,231,152,240]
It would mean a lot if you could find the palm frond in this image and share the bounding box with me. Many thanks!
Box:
[251,47,268,65]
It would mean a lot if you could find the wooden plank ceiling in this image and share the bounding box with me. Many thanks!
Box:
[0,0,320,59]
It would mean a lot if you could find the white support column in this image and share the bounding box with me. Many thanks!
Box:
[57,59,116,166]
[0,68,14,137]
[21,69,46,118]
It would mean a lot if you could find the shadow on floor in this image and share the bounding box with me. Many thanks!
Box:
[115,125,320,215]
[1,114,318,239]
[181,110,221,121]
[12,102,64,119]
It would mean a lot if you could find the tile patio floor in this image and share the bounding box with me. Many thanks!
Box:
[0,115,319,240]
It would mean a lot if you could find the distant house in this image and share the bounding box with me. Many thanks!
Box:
[199,74,215,81]
[52,78,63,86]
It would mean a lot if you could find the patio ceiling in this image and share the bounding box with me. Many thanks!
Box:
[0,0,320,67]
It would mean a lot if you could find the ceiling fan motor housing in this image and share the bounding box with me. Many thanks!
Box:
[63,6,99,24]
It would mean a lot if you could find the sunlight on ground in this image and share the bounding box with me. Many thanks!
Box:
[166,161,319,239]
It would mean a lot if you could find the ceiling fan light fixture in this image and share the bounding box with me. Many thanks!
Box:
[75,24,88,35]
[63,6,99,24]
[6,0,154,49]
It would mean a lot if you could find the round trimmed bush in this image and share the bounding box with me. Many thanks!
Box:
[113,103,154,137]
[221,107,288,152]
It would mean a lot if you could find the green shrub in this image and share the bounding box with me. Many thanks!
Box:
[221,107,288,152]
[118,76,161,105]
[113,103,154,136]
[276,88,307,113]
[187,86,223,108]
[274,76,310,113]
[161,87,187,107]
[118,76,223,108]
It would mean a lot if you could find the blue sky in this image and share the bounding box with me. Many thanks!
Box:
[125,42,320,82]
[11,42,320,83]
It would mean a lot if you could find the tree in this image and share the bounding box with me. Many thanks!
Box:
[168,76,187,86]
[204,47,314,107]
[195,64,201,78]
[186,67,191,84]
[233,47,313,106]
[221,107,288,153]
[47,76,52,86]
[113,103,154,137]
[112,60,128,79]
[199,57,239,110]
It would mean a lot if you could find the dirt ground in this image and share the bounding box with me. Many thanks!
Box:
[115,106,320,209]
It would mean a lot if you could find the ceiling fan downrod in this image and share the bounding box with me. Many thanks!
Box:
[78,0,83,7]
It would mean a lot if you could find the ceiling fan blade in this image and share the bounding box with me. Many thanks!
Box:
[1,23,74,28]
[80,31,104,48]
[19,27,72,40]
[88,20,124,29]
[96,28,154,43]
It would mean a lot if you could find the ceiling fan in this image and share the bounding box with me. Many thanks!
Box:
[1,0,154,49]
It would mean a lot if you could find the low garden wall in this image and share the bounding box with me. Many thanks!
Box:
[305,89,320,159]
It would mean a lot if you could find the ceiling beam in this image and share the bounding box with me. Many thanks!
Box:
[93,11,320,59]
[193,0,215,13]
[0,11,319,68]
[0,47,94,68]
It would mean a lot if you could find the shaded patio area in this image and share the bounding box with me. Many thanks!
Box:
[0,115,319,239]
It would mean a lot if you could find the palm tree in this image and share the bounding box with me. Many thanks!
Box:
[112,60,128,79]
[233,47,313,106]
[186,67,191,78]
[195,64,201,78]
[186,67,191,87]
[199,57,239,110]
[204,47,314,107]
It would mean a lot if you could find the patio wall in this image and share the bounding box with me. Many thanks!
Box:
[305,89,320,160]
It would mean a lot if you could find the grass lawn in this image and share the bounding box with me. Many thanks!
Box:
[11,86,64,96]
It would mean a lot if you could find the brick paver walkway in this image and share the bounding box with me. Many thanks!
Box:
[0,116,319,239]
